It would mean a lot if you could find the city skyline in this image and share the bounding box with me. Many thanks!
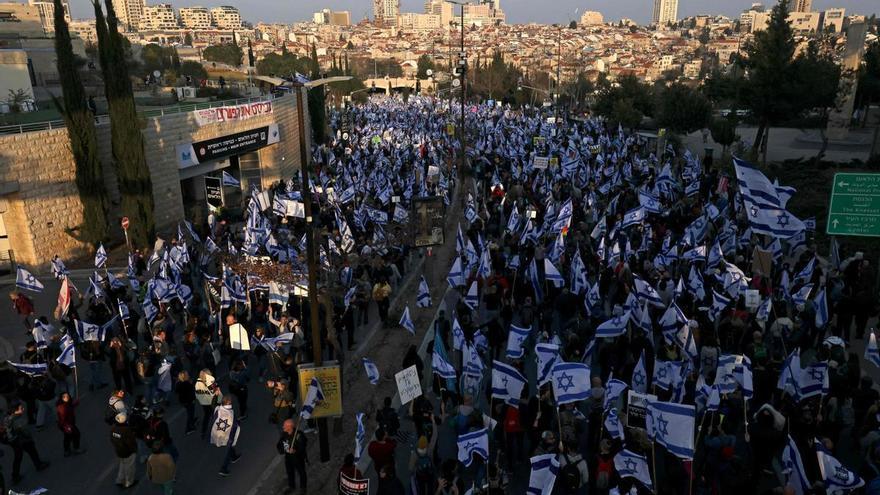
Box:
[66,0,877,25]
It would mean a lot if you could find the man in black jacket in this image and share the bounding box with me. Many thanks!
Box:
[276,418,307,494]
[110,412,138,489]
[5,401,48,484]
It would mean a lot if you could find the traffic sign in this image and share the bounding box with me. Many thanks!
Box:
[121,217,129,230]
[826,172,880,237]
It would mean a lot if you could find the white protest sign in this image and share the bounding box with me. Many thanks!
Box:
[744,289,761,310]
[394,365,422,405]
[228,323,251,351]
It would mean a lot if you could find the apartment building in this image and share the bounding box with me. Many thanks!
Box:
[210,5,240,29]
[141,3,177,30]
[652,0,678,26]
[27,0,70,34]
[111,0,145,32]
[179,6,211,29]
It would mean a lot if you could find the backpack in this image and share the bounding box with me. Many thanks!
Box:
[596,456,613,490]
[105,401,120,425]
[415,453,434,482]
[559,454,581,492]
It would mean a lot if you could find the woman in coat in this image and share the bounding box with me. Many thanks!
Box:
[56,392,82,456]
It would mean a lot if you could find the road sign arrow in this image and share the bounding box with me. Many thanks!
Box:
[838,181,850,188]
[832,218,840,228]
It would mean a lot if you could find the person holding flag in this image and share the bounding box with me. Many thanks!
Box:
[211,396,241,477]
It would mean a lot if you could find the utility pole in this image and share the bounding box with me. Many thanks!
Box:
[459,2,466,177]
[555,24,561,127]
[294,83,330,463]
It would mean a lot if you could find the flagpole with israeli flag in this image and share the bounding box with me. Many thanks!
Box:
[15,267,44,293]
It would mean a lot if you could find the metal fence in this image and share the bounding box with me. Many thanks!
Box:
[0,94,276,135]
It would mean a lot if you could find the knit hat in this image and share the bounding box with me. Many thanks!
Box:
[417,436,428,450]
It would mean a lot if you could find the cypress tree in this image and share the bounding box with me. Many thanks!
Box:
[308,43,327,144]
[54,0,108,246]
[94,0,155,248]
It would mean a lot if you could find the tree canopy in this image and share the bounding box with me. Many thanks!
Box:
[203,43,242,67]
[655,82,712,134]
[256,51,308,77]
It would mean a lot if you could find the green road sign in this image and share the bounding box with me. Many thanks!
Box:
[826,172,880,237]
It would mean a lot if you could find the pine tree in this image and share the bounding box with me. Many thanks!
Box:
[54,0,108,246]
[247,39,255,67]
[308,43,327,144]
[95,0,155,247]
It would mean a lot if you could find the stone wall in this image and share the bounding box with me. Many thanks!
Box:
[0,129,89,269]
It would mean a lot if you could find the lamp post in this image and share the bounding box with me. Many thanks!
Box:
[293,74,351,463]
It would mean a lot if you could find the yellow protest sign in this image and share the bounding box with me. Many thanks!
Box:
[297,362,342,418]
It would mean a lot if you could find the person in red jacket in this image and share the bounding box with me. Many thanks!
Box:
[367,427,397,474]
[9,291,34,332]
[56,392,83,457]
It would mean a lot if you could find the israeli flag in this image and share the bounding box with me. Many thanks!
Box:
[797,362,829,400]
[634,277,663,307]
[604,408,625,441]
[462,342,484,377]
[299,377,325,420]
[527,453,560,495]
[782,435,809,495]
[791,284,814,307]
[646,400,696,459]
[596,311,631,338]
[528,258,543,303]
[491,360,527,406]
[95,243,108,268]
[51,256,69,280]
[866,333,880,368]
[551,362,591,404]
[742,196,805,239]
[506,205,521,232]
[260,333,294,353]
[632,351,649,394]
[221,170,240,187]
[682,245,706,263]
[621,206,645,229]
[639,191,662,214]
[456,428,489,467]
[794,257,816,284]
[544,259,564,288]
[452,318,465,351]
[362,357,380,385]
[416,276,431,308]
[603,376,628,411]
[756,297,773,327]
[9,362,47,376]
[814,288,829,328]
[15,267,43,292]
[815,440,864,492]
[536,343,560,386]
[506,324,531,360]
[464,281,479,310]
[354,413,366,461]
[447,258,465,288]
[614,449,653,491]
[734,157,783,207]
[75,319,105,342]
[56,335,76,368]
[399,306,415,335]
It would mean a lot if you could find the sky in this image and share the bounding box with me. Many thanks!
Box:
[69,0,878,25]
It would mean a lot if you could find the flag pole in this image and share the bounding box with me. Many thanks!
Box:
[73,364,79,400]
[651,439,658,495]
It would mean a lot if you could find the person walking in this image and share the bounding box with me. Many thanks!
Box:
[211,396,241,477]
[372,278,392,326]
[196,369,221,439]
[228,359,250,420]
[276,418,308,494]
[9,291,34,332]
[108,337,134,393]
[56,392,84,457]
[146,441,176,495]
[110,412,138,489]
[175,371,197,435]
[5,401,49,485]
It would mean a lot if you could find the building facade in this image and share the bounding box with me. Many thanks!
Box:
[0,91,311,270]
[373,0,399,27]
[579,11,603,26]
[652,0,678,26]
[210,5,241,30]
[140,3,178,31]
[793,0,811,13]
[179,6,211,29]
[27,0,70,34]
[111,0,145,32]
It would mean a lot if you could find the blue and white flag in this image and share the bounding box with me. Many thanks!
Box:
[632,351,649,394]
[362,357,380,385]
[614,449,653,490]
[742,196,805,239]
[506,324,531,360]
[756,297,773,328]
[797,362,829,400]
[814,288,829,328]
[794,257,816,284]
[417,276,432,308]
[15,267,43,292]
[447,258,465,288]
[596,311,631,338]
[56,334,76,368]
[634,277,663,307]
[791,284,814,308]
[646,400,696,459]
[536,343,560,386]
[457,428,489,467]
[621,206,646,229]
[464,281,479,310]
[95,243,108,268]
[527,453,560,495]
[299,377,325,420]
[51,256,69,280]
[815,439,864,492]
[603,376,628,411]
[9,362,47,376]
[433,335,458,382]
[528,258,543,303]
[491,360,527,406]
[866,332,880,369]
[781,435,809,495]
[551,362,591,404]
[604,408,625,441]
[452,318,465,352]
[544,259,564,288]
[75,319,106,342]
[399,306,415,335]
[639,191,662,214]
[221,170,240,187]
[354,413,366,461]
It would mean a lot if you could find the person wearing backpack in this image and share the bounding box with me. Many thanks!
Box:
[376,396,400,437]
[593,439,615,493]
[106,389,128,425]
[408,429,437,495]
[196,369,221,439]
[30,373,56,430]
[558,442,588,495]
[6,401,49,485]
